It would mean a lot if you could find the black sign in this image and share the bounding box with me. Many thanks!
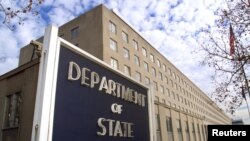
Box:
[207,125,250,141]
[52,46,150,141]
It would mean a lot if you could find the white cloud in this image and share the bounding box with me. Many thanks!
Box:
[48,7,75,26]
[0,0,239,115]
[0,27,19,58]
[0,58,18,75]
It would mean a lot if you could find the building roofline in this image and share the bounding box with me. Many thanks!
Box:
[108,7,225,114]
[0,58,39,80]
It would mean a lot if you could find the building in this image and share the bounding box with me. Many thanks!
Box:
[232,119,244,125]
[0,4,231,141]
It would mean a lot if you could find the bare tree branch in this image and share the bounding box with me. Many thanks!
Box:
[198,0,250,114]
[0,0,44,30]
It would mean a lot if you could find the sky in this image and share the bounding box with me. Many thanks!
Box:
[0,0,249,122]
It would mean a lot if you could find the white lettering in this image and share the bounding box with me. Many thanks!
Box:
[97,118,106,136]
[90,71,100,88]
[68,61,147,107]
[96,118,134,138]
[212,129,218,136]
[68,61,81,81]
[81,67,90,86]
[99,77,109,93]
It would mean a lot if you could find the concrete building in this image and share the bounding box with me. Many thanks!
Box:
[0,4,231,141]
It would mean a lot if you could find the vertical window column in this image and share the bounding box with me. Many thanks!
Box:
[155,114,162,141]
[176,119,183,141]
[192,122,196,141]
[166,116,174,141]
[185,121,191,141]
[4,92,22,128]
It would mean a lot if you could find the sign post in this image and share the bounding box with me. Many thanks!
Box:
[31,25,153,141]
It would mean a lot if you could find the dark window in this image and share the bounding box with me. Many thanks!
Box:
[4,92,22,128]
[166,116,174,141]
[155,114,162,141]
[71,26,79,39]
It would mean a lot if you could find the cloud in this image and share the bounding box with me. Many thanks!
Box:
[0,0,221,94]
[1,0,240,112]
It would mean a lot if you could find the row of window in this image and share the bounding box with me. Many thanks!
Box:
[156,115,206,141]
[109,21,213,108]
[70,23,209,109]
[108,21,228,122]
[111,56,209,117]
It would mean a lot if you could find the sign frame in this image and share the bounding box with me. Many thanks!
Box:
[31,25,154,141]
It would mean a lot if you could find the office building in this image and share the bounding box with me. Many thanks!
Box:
[0,4,231,141]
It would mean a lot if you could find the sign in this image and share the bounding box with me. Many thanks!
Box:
[31,25,152,141]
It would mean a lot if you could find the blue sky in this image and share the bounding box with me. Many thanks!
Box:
[0,0,249,122]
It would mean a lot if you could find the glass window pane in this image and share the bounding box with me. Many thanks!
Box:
[122,31,128,42]
[123,48,130,59]
[110,58,118,69]
[142,47,147,57]
[110,39,117,52]
[134,55,140,66]
[71,26,79,39]
[124,65,131,76]
[135,71,141,82]
[144,61,149,72]
[109,21,116,34]
[150,54,154,62]
[133,40,138,51]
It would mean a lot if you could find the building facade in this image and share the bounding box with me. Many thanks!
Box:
[0,4,231,141]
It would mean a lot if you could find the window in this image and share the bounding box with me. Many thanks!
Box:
[159,72,163,80]
[176,119,183,141]
[142,47,147,57]
[202,125,206,141]
[152,67,156,77]
[71,26,79,39]
[163,64,166,72]
[155,114,162,141]
[168,68,172,76]
[197,124,201,141]
[177,75,180,82]
[165,76,168,84]
[143,61,149,72]
[166,88,170,97]
[123,48,130,59]
[170,79,173,87]
[109,21,116,34]
[160,85,164,94]
[192,123,196,141]
[150,54,154,62]
[166,116,174,141]
[134,55,140,66]
[122,31,128,42]
[153,81,158,91]
[74,43,79,47]
[110,39,117,52]
[145,77,150,85]
[173,72,176,79]
[156,59,161,67]
[4,92,22,128]
[177,94,180,101]
[172,91,175,99]
[124,65,131,76]
[110,58,118,70]
[135,71,141,82]
[133,40,138,51]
